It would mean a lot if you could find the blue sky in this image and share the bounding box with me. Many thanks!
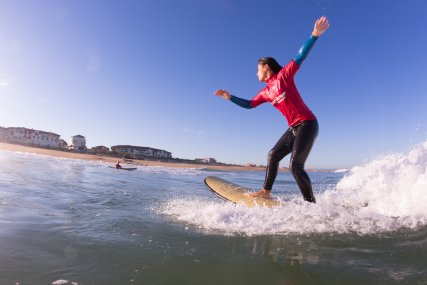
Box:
[1,0,426,169]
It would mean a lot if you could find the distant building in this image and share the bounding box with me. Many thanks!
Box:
[0,127,7,141]
[195,158,217,164]
[59,139,68,149]
[70,135,87,152]
[0,127,61,148]
[111,145,172,159]
[91,145,110,154]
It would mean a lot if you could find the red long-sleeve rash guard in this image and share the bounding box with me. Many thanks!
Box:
[250,59,316,127]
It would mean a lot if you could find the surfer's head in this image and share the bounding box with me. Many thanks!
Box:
[257,57,282,82]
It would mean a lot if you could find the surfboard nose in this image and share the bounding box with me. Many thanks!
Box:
[204,176,281,208]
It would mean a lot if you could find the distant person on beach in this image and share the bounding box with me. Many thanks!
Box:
[214,16,330,203]
[115,161,122,169]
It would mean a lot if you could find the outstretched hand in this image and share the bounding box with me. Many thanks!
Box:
[214,89,231,100]
[312,16,330,37]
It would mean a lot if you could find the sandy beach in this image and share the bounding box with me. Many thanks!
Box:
[0,142,270,172]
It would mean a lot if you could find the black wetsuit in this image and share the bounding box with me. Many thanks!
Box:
[264,120,318,202]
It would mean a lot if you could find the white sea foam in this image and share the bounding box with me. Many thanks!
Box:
[334,140,427,218]
[162,141,427,236]
[51,280,69,285]
[333,168,350,173]
[140,165,209,176]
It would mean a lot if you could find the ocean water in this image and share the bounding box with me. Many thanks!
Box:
[1,143,427,285]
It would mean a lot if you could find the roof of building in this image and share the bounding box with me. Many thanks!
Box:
[111,145,171,154]
[92,145,109,149]
[5,127,60,137]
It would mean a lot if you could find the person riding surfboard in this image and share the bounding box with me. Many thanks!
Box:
[214,16,330,203]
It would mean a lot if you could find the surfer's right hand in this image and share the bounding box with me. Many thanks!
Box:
[214,89,231,100]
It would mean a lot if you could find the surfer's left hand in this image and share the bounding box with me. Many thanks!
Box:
[312,16,330,37]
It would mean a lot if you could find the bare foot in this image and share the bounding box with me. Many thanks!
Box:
[248,189,271,199]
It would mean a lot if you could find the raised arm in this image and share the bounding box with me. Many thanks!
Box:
[294,16,330,66]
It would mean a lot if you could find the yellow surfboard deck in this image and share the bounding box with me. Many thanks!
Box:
[204,176,281,208]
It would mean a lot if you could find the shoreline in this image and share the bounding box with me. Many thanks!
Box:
[0,142,334,172]
[0,142,273,172]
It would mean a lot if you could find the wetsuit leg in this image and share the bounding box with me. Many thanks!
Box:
[263,128,295,190]
[289,120,319,203]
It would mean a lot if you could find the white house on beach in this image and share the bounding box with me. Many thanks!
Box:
[70,135,87,152]
[0,127,61,148]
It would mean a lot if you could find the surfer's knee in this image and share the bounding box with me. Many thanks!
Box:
[290,161,305,176]
[267,149,280,164]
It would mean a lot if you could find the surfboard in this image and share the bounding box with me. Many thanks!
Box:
[204,176,281,208]
[108,166,137,171]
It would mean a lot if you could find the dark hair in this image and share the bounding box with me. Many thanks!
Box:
[258,57,282,74]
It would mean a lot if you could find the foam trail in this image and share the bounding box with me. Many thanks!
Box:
[335,141,427,217]
[162,141,427,236]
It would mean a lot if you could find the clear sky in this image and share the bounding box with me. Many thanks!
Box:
[1,0,426,169]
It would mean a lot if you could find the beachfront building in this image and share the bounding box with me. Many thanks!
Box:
[59,139,68,149]
[91,145,110,154]
[0,127,7,141]
[70,135,87,152]
[111,145,172,159]
[0,127,61,148]
[195,158,217,164]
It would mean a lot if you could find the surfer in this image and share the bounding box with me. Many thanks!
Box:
[214,16,330,203]
[115,161,122,169]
